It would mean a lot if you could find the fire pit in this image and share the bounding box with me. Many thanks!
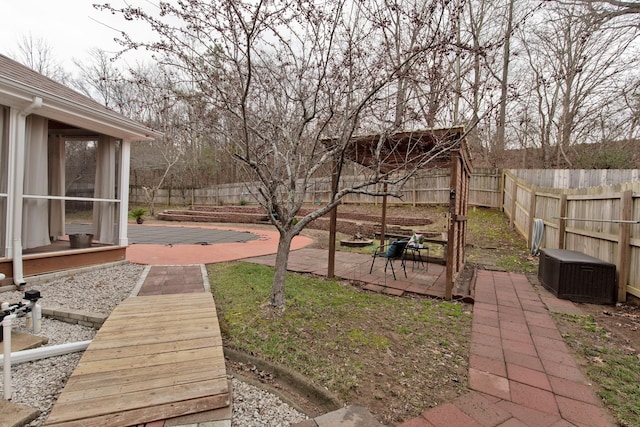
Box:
[340,234,373,248]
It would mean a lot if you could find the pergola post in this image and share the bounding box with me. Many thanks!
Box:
[445,152,460,300]
[379,183,388,247]
[327,158,338,278]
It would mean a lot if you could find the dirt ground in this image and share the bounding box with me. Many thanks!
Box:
[557,297,640,364]
[220,204,639,425]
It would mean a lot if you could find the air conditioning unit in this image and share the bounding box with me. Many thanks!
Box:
[538,249,617,304]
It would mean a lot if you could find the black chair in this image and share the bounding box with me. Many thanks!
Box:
[369,240,409,280]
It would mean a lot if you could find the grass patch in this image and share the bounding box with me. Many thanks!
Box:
[209,262,472,424]
[496,254,538,274]
[466,207,538,274]
[556,313,640,427]
[467,206,513,241]
[581,345,640,426]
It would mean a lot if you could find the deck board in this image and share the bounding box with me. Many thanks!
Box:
[45,293,229,427]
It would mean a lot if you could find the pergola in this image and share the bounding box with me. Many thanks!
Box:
[327,127,472,299]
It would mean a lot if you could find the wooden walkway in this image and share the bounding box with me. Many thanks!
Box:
[45,293,229,427]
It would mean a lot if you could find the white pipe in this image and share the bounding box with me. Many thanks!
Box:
[32,302,41,334]
[11,96,42,287]
[3,314,16,399]
[2,298,43,399]
[24,301,41,334]
[0,340,91,366]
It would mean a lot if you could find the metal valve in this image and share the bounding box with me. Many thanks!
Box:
[24,289,41,302]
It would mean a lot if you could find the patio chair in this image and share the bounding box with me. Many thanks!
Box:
[369,240,409,280]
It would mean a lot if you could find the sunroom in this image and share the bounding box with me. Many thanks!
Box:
[0,54,160,286]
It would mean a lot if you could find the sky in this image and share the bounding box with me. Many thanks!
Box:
[0,1,153,72]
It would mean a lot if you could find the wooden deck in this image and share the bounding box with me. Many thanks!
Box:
[0,245,125,282]
[45,293,229,427]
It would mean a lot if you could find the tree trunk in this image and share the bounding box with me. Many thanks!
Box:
[496,0,514,154]
[270,231,294,309]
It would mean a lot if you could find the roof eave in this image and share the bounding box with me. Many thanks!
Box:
[0,77,162,141]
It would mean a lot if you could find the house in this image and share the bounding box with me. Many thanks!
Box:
[0,53,161,286]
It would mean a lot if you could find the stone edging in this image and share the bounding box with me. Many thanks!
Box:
[41,307,107,329]
[223,347,342,416]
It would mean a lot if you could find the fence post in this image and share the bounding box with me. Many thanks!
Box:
[558,194,567,250]
[510,177,517,228]
[499,169,505,211]
[328,163,338,278]
[313,181,317,204]
[527,190,537,248]
[374,183,378,207]
[616,190,632,302]
[412,176,416,207]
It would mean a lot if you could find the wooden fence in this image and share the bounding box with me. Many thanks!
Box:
[508,169,640,189]
[130,167,640,301]
[503,171,640,301]
[130,168,502,207]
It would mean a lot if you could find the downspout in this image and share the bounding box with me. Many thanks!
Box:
[12,97,42,287]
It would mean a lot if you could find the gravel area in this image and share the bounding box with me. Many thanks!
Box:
[0,263,308,426]
[231,377,308,426]
[0,262,145,315]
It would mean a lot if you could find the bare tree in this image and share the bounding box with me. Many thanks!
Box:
[516,1,638,166]
[454,0,545,166]
[495,0,515,155]
[97,0,465,309]
[454,0,506,162]
[12,33,70,83]
[621,78,640,141]
[358,0,461,129]
[72,48,128,109]
[128,66,186,215]
[577,0,640,18]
